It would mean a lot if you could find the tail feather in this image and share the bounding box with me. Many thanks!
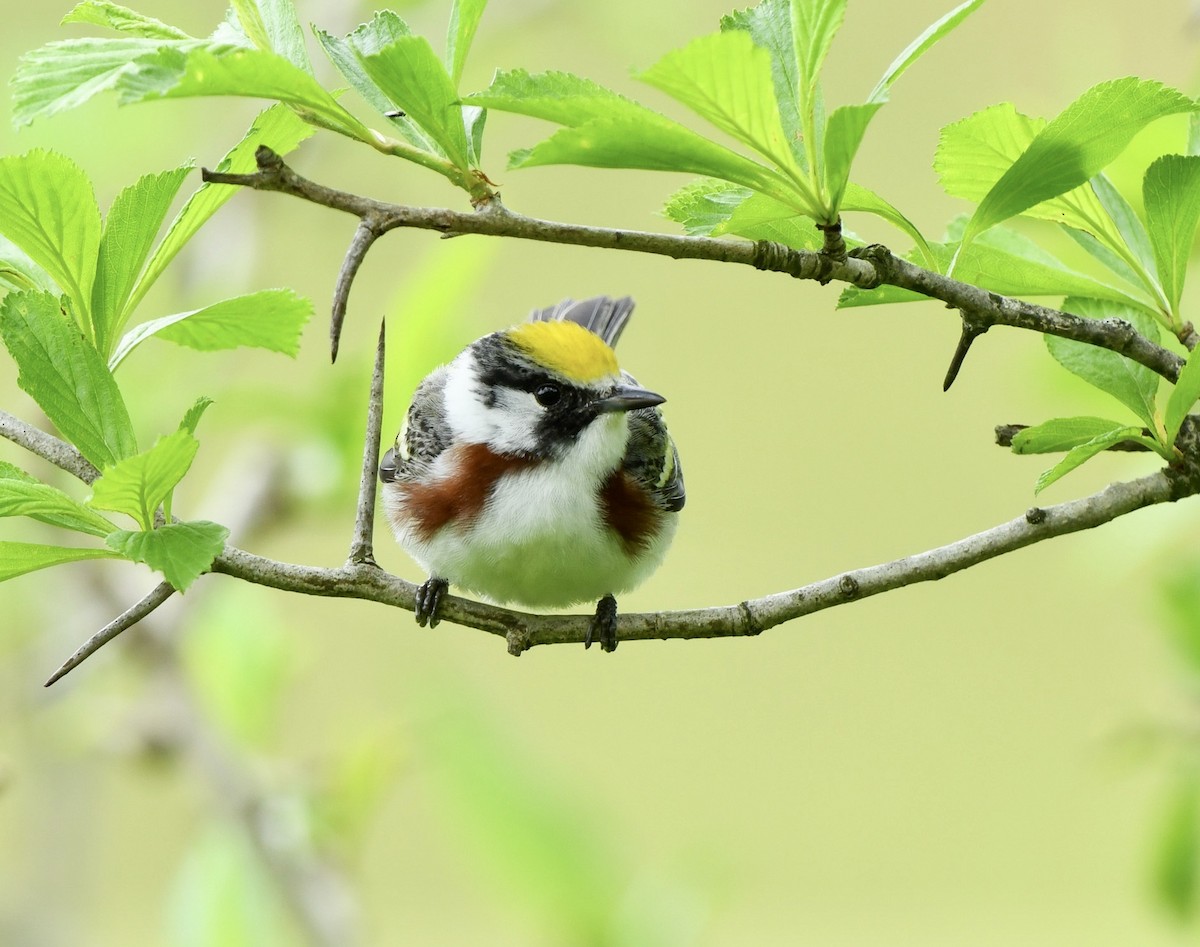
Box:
[527,295,636,349]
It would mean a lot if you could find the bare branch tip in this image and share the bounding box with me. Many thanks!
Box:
[943,320,987,391]
[44,581,177,686]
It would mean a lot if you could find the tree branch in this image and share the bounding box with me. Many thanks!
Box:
[347,319,385,567]
[0,409,100,483]
[43,580,175,686]
[207,468,1180,654]
[5,399,1198,660]
[202,148,1185,384]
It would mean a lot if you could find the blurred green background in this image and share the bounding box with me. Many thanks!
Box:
[4,1,1200,944]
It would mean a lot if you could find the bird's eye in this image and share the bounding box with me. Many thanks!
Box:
[534,384,562,407]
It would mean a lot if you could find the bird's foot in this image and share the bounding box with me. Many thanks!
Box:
[415,577,449,628]
[586,594,619,652]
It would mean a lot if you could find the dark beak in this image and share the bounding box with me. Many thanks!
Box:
[379,447,398,483]
[593,384,666,415]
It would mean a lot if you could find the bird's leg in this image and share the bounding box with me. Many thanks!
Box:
[415,576,449,628]
[586,594,619,652]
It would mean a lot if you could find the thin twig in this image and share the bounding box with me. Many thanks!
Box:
[348,319,385,566]
[201,148,1186,384]
[330,218,383,363]
[44,581,176,685]
[0,409,100,483]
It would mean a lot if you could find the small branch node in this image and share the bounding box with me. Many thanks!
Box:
[254,144,284,172]
[1025,507,1047,525]
[846,243,890,289]
[738,600,764,636]
[506,626,530,657]
[1179,321,1200,352]
[837,574,861,599]
[1167,416,1200,501]
[816,219,847,264]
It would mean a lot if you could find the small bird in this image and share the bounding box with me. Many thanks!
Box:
[378,295,685,652]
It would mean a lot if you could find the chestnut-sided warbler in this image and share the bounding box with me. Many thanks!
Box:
[378,295,685,652]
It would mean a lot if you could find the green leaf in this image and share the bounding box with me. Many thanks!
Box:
[61,1,192,39]
[839,228,1148,310]
[1045,297,1161,428]
[0,477,118,536]
[89,429,199,530]
[314,14,436,153]
[1089,173,1158,285]
[721,0,804,166]
[11,37,196,127]
[511,114,798,204]
[714,190,823,249]
[638,30,800,175]
[110,288,312,369]
[132,104,313,314]
[958,78,1197,251]
[662,179,753,236]
[0,151,101,330]
[1033,424,1146,494]
[0,541,121,582]
[791,0,846,107]
[92,164,192,358]
[1154,775,1200,920]
[424,701,623,940]
[466,68,636,127]
[361,36,471,168]
[866,0,985,104]
[474,67,797,202]
[179,396,214,437]
[166,822,292,945]
[836,283,927,308]
[446,0,488,87]
[232,0,311,73]
[1165,345,1200,445]
[1010,416,1141,454]
[823,102,882,213]
[0,291,137,469]
[0,235,58,295]
[1161,561,1200,677]
[106,520,228,591]
[1144,154,1200,316]
[949,227,1154,310]
[935,102,1152,282]
[841,182,935,265]
[116,45,371,143]
[1061,226,1145,292]
[184,586,293,747]
[0,463,37,484]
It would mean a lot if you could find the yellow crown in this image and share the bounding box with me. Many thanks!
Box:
[506,321,619,383]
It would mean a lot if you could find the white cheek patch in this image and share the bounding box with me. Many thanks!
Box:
[443,352,541,454]
[443,353,495,444]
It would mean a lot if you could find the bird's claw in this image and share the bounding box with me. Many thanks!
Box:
[415,577,448,628]
[586,594,619,653]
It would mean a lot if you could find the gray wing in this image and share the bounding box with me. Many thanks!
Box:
[379,367,451,484]
[527,295,636,349]
[622,371,685,512]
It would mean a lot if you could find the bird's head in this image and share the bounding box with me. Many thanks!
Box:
[442,319,665,461]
